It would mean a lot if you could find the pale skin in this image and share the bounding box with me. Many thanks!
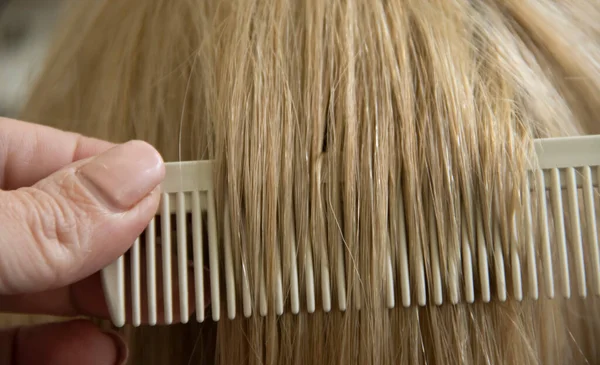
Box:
[0,117,166,365]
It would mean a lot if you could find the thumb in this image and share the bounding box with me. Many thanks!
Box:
[0,140,165,295]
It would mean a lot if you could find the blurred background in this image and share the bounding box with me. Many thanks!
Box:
[0,0,64,118]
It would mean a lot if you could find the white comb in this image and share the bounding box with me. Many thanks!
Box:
[101,135,600,327]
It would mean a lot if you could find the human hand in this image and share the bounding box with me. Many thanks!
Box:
[0,117,166,365]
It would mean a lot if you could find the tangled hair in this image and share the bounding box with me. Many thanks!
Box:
[13,0,600,364]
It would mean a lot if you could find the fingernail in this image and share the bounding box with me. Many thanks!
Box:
[103,330,129,365]
[78,140,165,210]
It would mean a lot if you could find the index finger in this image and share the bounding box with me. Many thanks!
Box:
[0,117,115,190]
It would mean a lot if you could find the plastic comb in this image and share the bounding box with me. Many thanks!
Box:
[101,135,600,327]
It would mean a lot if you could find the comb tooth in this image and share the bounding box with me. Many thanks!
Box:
[586,166,600,296]
[566,167,587,297]
[242,257,252,318]
[101,255,126,327]
[551,168,571,298]
[461,217,475,304]
[259,266,268,316]
[275,241,284,315]
[449,202,460,306]
[429,208,443,306]
[131,237,142,326]
[191,191,205,323]
[336,241,347,311]
[206,190,221,321]
[239,217,251,318]
[386,242,395,309]
[415,233,426,307]
[289,232,300,314]
[476,210,491,303]
[146,219,158,325]
[353,258,362,310]
[524,175,539,300]
[511,214,523,301]
[511,248,523,301]
[235,202,251,318]
[305,242,316,313]
[463,189,475,304]
[384,216,396,309]
[321,245,332,313]
[448,259,459,305]
[176,192,189,323]
[398,193,410,307]
[161,193,174,324]
[223,206,237,319]
[116,257,126,325]
[493,222,506,302]
[536,169,554,298]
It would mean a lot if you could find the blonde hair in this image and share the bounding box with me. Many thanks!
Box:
[14,0,600,364]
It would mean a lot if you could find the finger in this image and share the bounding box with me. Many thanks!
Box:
[0,117,115,190]
[0,274,109,318]
[0,319,128,365]
[0,140,165,295]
